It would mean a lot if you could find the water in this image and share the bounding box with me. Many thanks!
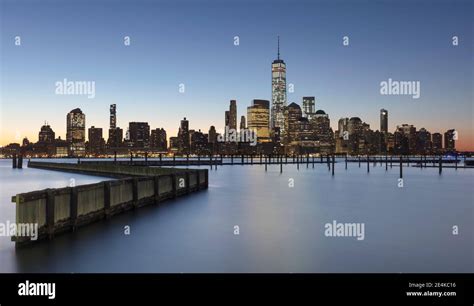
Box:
[0,159,472,272]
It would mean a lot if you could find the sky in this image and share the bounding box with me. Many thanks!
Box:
[1,0,473,150]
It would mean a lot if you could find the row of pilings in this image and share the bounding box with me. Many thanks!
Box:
[20,152,463,178]
[10,154,23,169]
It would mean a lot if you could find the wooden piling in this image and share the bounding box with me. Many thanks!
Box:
[12,154,17,168]
[367,154,370,173]
[46,189,55,240]
[439,155,442,175]
[332,154,335,176]
[399,155,403,178]
[18,155,23,169]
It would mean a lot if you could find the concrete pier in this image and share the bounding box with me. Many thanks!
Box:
[11,161,208,246]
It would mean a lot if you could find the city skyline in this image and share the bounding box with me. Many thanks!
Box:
[0,101,462,156]
[1,0,472,150]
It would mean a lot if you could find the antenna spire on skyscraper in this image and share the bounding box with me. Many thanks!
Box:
[277,35,280,60]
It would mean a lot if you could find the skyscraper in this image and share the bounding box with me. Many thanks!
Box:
[271,36,287,134]
[302,97,316,120]
[107,127,123,149]
[225,111,230,128]
[150,128,167,151]
[347,117,364,154]
[190,129,208,154]
[88,126,105,155]
[178,117,190,154]
[108,104,122,149]
[66,108,86,157]
[208,126,217,144]
[240,116,246,130]
[444,129,456,152]
[396,124,416,154]
[38,123,55,143]
[432,133,442,153]
[110,104,116,129]
[311,110,333,147]
[128,122,150,148]
[415,128,431,154]
[284,102,302,146]
[380,109,388,134]
[228,100,237,130]
[247,99,270,143]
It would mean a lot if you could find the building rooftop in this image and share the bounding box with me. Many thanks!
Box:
[69,108,83,114]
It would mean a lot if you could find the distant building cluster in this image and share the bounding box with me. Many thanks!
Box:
[0,39,459,157]
[334,110,457,156]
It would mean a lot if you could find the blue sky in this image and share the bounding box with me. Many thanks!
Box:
[1,0,473,149]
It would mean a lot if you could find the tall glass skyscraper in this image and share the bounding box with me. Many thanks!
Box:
[380,109,388,134]
[66,108,86,157]
[110,104,116,129]
[271,36,287,135]
[229,100,237,130]
[247,99,271,143]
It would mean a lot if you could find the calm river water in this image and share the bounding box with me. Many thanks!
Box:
[0,158,472,272]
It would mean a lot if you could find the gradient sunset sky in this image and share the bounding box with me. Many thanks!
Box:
[1,0,473,150]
